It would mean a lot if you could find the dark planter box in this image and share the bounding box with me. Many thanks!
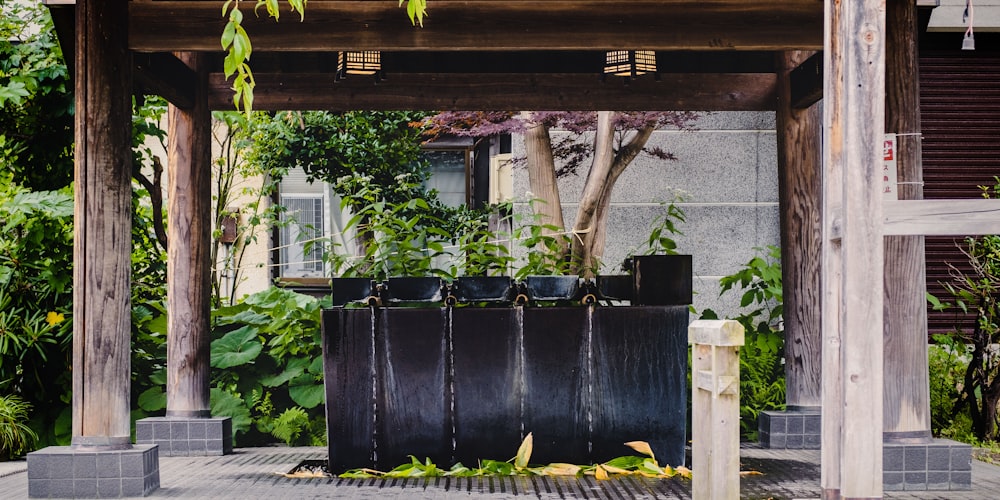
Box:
[524,275,580,301]
[628,254,693,305]
[383,277,443,303]
[595,275,633,301]
[331,278,375,306]
[322,305,688,471]
[451,276,513,303]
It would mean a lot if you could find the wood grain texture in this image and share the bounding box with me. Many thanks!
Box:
[72,0,134,446]
[129,1,823,52]
[821,0,886,496]
[167,52,214,417]
[777,51,823,409]
[206,72,778,112]
[883,199,1000,235]
[883,0,930,441]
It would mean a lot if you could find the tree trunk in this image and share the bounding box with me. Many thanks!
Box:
[523,112,565,247]
[570,111,654,276]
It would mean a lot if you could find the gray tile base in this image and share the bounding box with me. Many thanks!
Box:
[883,438,971,491]
[27,444,159,498]
[758,409,821,449]
[135,416,232,456]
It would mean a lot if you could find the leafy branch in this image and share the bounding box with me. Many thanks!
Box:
[221,0,428,114]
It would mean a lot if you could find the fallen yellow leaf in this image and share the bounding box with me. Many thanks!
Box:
[542,463,581,476]
[675,465,692,479]
[515,432,533,469]
[624,441,656,461]
[595,464,610,480]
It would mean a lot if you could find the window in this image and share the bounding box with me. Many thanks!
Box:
[279,196,325,278]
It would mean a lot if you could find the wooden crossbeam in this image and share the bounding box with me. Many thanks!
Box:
[134,53,197,110]
[207,72,779,111]
[129,1,824,52]
[883,199,1000,236]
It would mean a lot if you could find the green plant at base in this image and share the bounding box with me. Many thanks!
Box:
[136,287,329,446]
[927,335,975,443]
[513,199,574,279]
[704,245,785,440]
[0,394,37,460]
[637,199,686,256]
[452,206,515,277]
[338,434,690,480]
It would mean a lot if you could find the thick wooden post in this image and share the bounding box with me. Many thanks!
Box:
[777,51,823,410]
[72,0,133,449]
[883,0,930,443]
[166,52,213,417]
[690,320,745,500]
[821,0,885,498]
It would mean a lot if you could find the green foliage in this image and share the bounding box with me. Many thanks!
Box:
[0,1,74,191]
[0,176,73,447]
[928,336,976,443]
[513,200,574,279]
[711,245,786,440]
[452,207,515,277]
[0,394,37,459]
[208,287,328,445]
[638,200,686,256]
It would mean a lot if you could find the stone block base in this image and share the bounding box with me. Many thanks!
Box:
[27,444,159,498]
[758,409,821,449]
[135,416,232,456]
[883,439,972,491]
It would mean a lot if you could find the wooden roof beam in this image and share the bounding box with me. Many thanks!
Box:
[134,53,197,109]
[207,72,778,111]
[130,1,824,52]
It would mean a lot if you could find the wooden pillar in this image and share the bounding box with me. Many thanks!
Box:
[777,51,823,410]
[883,0,930,443]
[166,52,213,417]
[821,0,885,497]
[72,0,134,448]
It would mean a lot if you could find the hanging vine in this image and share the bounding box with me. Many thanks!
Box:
[221,0,428,114]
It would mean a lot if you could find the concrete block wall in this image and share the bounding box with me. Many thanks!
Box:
[511,111,780,319]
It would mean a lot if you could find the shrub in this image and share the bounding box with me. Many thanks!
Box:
[0,394,37,460]
[704,245,785,440]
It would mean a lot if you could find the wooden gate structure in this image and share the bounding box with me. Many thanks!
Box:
[34,0,1000,498]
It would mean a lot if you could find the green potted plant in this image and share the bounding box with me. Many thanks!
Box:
[513,212,580,302]
[364,198,451,303]
[449,214,515,303]
[624,200,691,305]
[0,394,37,461]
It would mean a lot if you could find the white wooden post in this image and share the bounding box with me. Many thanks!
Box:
[690,319,745,500]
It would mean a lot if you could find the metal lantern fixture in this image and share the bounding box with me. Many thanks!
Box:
[337,51,383,81]
[603,50,658,82]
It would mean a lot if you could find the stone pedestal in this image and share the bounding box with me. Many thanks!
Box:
[135,416,232,456]
[883,438,972,491]
[27,444,159,498]
[758,409,821,449]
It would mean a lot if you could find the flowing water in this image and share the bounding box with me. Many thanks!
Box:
[515,305,526,441]
[369,305,378,465]
[445,306,457,463]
